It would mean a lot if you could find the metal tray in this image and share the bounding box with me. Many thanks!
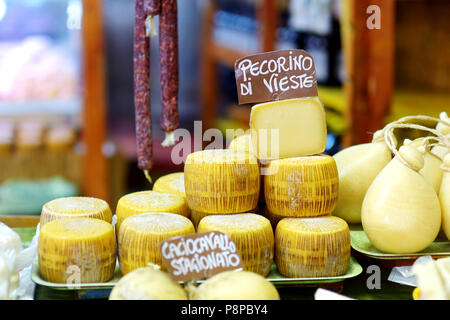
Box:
[19,227,362,290]
[31,257,362,290]
[350,224,450,260]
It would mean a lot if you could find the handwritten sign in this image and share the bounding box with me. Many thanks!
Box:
[234,49,318,104]
[160,231,243,282]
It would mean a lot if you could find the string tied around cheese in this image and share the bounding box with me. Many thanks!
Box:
[375,114,450,146]
[404,136,447,162]
[383,122,449,171]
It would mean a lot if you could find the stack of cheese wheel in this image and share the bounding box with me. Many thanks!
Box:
[117,212,195,274]
[197,213,274,276]
[246,96,350,278]
[38,218,116,283]
[184,149,260,225]
[115,190,189,234]
[40,197,113,226]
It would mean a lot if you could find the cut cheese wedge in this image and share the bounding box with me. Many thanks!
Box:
[40,197,113,226]
[264,154,339,217]
[184,149,260,213]
[152,172,186,198]
[250,97,327,161]
[117,212,195,275]
[275,216,350,278]
[115,191,189,234]
[197,213,274,276]
[38,218,116,283]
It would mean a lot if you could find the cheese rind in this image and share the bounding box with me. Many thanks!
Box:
[115,191,189,234]
[40,197,113,226]
[38,218,116,283]
[275,216,350,278]
[117,212,195,275]
[184,149,260,213]
[264,154,339,217]
[197,213,274,276]
[250,97,327,161]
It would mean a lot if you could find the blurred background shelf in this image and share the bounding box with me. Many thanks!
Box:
[0,0,448,216]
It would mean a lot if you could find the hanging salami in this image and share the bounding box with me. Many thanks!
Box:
[159,0,179,147]
[134,0,153,181]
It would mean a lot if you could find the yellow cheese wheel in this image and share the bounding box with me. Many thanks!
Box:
[275,216,350,278]
[152,172,186,198]
[115,191,189,233]
[40,197,112,226]
[264,154,338,217]
[184,149,260,213]
[118,212,195,275]
[197,213,274,276]
[38,218,116,283]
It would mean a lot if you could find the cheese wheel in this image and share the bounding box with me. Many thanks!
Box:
[118,212,195,275]
[264,155,338,217]
[38,218,116,283]
[184,149,260,213]
[40,197,112,226]
[115,191,189,233]
[153,172,186,198]
[275,216,350,278]
[197,213,274,276]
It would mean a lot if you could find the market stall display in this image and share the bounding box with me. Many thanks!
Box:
[1,0,449,303]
